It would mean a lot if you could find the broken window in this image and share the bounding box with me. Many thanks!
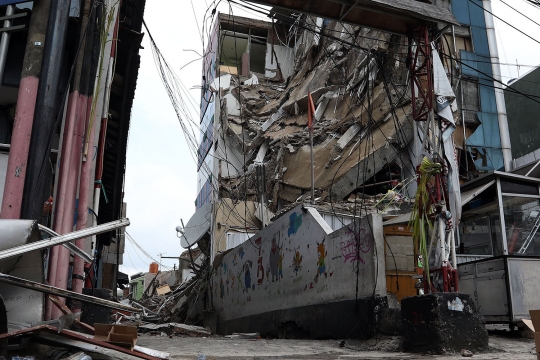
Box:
[219,27,269,76]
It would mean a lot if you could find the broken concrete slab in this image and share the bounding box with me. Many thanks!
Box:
[402,293,488,354]
[210,74,232,92]
[244,74,259,86]
[223,94,241,116]
[262,106,284,131]
[281,108,412,200]
[336,123,362,151]
[171,323,211,337]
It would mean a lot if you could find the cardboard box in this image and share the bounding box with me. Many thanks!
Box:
[156,284,171,295]
[526,310,540,360]
[94,324,137,350]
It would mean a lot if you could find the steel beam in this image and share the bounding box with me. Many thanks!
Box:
[38,224,93,263]
[0,218,129,261]
[0,272,141,313]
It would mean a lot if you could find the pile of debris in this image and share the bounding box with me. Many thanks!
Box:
[213,18,415,215]
[127,256,211,327]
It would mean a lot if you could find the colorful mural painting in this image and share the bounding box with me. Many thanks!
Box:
[211,206,385,323]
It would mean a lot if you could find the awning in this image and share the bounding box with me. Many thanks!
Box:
[461,180,495,206]
[180,202,212,248]
[383,180,496,226]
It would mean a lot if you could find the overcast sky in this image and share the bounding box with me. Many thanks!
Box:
[120,0,540,276]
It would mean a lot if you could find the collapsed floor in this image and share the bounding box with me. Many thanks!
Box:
[216,21,416,214]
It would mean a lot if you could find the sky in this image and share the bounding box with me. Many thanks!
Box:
[120,0,540,276]
[120,1,268,275]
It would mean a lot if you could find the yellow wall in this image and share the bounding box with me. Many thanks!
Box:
[212,199,261,255]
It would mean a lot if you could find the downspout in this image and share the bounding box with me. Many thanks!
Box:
[1,0,51,219]
[72,1,119,310]
[0,5,15,88]
[94,4,119,289]
[21,0,71,313]
[483,0,512,171]
[46,0,95,320]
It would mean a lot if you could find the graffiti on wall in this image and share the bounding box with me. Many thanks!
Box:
[340,226,374,264]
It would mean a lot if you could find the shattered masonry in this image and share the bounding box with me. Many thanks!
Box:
[200,14,417,242]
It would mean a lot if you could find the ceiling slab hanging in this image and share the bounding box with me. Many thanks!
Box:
[253,0,459,35]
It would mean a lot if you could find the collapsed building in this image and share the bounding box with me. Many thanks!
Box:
[174,0,540,340]
[191,1,508,260]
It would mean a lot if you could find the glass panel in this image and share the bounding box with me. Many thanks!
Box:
[500,179,538,196]
[459,216,493,255]
[490,213,504,256]
[502,196,540,255]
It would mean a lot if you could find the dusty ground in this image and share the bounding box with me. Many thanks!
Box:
[136,333,537,360]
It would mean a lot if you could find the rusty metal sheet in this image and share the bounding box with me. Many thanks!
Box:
[0,325,160,360]
[0,273,141,313]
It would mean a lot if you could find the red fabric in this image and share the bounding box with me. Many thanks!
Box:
[307,93,316,129]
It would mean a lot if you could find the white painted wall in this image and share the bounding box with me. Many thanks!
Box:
[216,136,244,179]
[212,206,385,322]
[265,44,294,81]
[226,232,256,250]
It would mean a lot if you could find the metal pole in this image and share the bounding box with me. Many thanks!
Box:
[0,219,130,261]
[308,93,315,204]
[21,0,71,219]
[1,0,50,220]
[0,273,141,313]
[310,127,315,204]
[483,0,512,171]
[0,5,14,83]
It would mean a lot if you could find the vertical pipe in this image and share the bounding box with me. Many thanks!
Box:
[46,0,94,320]
[73,0,119,301]
[0,5,14,82]
[483,0,512,171]
[1,0,51,219]
[450,230,457,269]
[496,177,508,255]
[21,0,71,221]
[438,218,446,266]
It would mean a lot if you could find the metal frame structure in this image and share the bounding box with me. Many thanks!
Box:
[408,26,434,122]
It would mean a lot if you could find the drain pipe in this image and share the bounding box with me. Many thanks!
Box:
[1,0,50,219]
[483,0,512,171]
[46,0,95,321]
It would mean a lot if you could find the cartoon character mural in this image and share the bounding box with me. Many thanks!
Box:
[255,237,264,285]
[243,260,253,293]
[292,249,303,275]
[278,249,284,279]
[314,239,328,284]
[288,212,303,236]
[269,235,282,282]
[220,278,225,299]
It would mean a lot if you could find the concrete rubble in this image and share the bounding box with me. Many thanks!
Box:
[214,19,415,213]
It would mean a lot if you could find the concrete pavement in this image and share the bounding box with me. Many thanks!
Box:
[136,333,536,359]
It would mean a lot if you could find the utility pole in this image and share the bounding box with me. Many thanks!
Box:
[21,0,71,220]
[308,93,316,204]
[21,0,72,320]
[1,0,51,219]
[0,5,14,82]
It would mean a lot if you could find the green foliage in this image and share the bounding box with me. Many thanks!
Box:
[409,156,442,285]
